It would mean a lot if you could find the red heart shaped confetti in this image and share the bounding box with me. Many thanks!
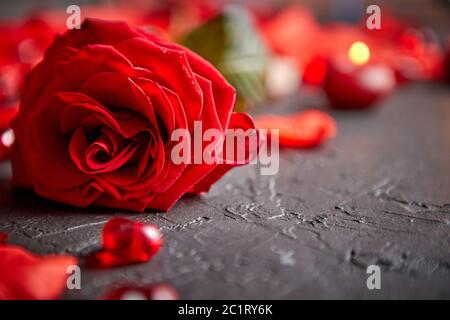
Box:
[86,217,163,268]
[255,109,337,148]
[0,245,77,300]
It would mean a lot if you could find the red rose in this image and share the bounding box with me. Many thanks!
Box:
[11,18,254,212]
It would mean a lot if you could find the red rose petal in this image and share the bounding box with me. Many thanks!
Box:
[0,245,77,300]
[100,283,178,300]
[303,55,328,86]
[86,217,163,268]
[190,112,257,194]
[255,110,337,148]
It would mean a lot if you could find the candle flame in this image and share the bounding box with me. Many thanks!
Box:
[348,41,370,65]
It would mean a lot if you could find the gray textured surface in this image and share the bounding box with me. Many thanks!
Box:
[0,83,449,299]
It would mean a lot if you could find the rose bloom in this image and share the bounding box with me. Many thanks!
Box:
[11,18,254,212]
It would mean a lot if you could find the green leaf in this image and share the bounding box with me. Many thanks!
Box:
[181,5,268,110]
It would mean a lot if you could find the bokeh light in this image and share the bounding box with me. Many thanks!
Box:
[348,41,370,65]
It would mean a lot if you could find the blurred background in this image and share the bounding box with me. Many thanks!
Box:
[0,0,448,31]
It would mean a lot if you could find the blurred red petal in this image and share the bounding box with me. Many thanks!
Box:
[260,5,320,59]
[0,245,77,300]
[303,55,328,86]
[255,110,337,148]
[0,105,18,129]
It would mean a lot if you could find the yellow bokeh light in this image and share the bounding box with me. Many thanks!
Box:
[348,41,370,65]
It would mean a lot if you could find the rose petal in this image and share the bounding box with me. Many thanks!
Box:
[0,245,77,300]
[148,35,236,130]
[191,112,256,194]
[80,72,158,128]
[115,37,203,131]
[255,110,337,148]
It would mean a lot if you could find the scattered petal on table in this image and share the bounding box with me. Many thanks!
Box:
[0,245,77,300]
[255,109,337,148]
